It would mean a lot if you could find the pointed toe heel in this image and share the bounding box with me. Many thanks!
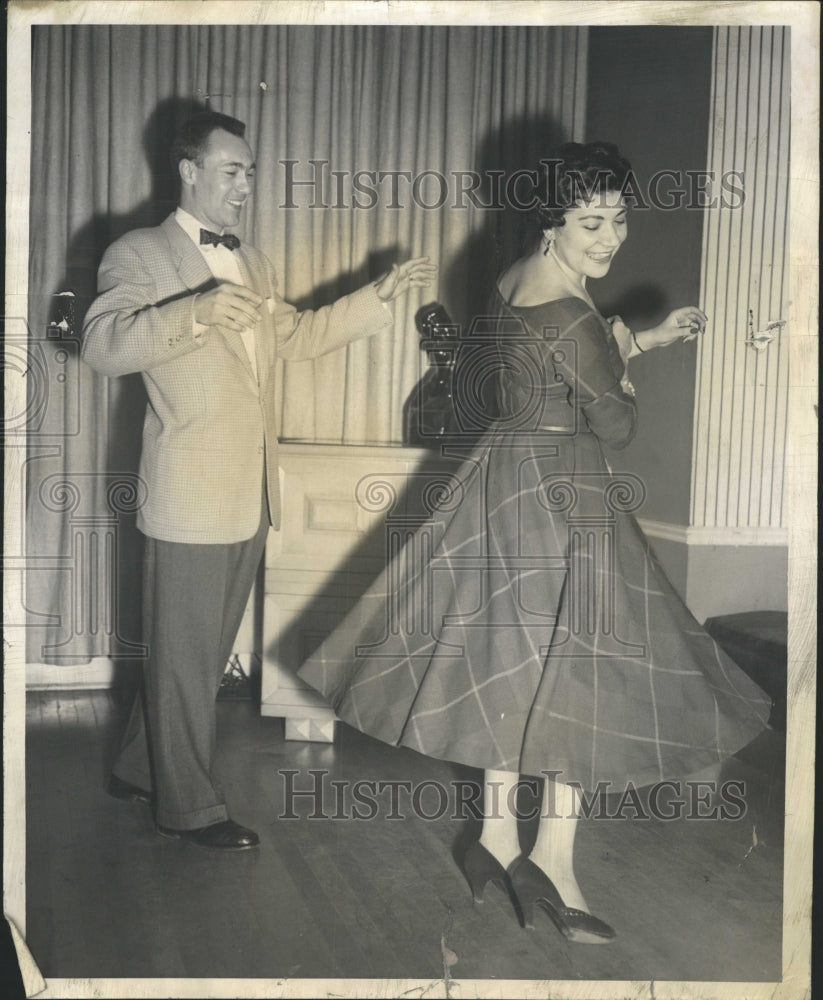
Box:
[510,858,615,945]
[461,841,511,904]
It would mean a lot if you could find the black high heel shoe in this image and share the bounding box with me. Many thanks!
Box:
[509,857,616,944]
[461,841,514,903]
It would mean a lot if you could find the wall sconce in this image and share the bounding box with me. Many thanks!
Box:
[745,309,785,352]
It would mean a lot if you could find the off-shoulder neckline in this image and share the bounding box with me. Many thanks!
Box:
[494,284,603,317]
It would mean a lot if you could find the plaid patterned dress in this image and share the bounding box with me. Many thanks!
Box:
[298,295,771,789]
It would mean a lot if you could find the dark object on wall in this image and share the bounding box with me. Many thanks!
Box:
[404,303,460,447]
[704,611,787,732]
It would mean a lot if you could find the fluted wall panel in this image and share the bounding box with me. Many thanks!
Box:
[692,26,790,529]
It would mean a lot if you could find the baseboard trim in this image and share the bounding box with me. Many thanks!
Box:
[26,657,119,690]
[26,653,259,691]
[638,518,788,547]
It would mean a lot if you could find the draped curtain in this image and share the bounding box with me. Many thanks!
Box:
[26,24,587,663]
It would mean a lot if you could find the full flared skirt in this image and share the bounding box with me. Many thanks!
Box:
[298,426,771,790]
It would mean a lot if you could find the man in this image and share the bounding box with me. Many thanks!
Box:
[82,110,434,851]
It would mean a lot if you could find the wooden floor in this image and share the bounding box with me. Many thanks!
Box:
[25,687,784,986]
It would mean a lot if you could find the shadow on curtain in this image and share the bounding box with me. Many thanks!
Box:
[25,23,587,665]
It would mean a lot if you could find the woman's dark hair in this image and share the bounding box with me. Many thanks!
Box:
[532,141,632,231]
[170,111,247,173]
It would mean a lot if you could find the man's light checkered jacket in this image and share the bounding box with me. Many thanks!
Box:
[82,213,393,544]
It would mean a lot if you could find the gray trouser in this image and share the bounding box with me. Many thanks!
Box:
[113,508,269,829]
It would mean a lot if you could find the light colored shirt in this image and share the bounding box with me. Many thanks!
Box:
[175,207,258,380]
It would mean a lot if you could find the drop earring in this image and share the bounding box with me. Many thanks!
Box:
[543,230,556,256]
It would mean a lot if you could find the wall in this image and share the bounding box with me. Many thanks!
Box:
[586,26,714,538]
[687,26,791,619]
[24,25,588,686]
[686,542,788,624]
[586,27,789,619]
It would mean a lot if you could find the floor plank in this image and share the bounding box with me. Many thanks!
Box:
[25,690,784,984]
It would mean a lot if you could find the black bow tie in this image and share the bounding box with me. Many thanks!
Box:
[200,229,241,251]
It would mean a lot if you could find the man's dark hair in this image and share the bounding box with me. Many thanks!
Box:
[170,111,247,173]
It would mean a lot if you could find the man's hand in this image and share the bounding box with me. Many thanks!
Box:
[194,284,263,332]
[374,257,438,302]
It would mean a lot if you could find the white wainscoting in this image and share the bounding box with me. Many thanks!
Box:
[261,443,462,741]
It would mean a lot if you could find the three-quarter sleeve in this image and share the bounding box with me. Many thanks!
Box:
[545,305,638,450]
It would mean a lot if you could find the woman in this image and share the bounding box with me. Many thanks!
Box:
[298,142,771,945]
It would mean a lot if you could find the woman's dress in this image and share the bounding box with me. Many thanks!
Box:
[297,293,771,790]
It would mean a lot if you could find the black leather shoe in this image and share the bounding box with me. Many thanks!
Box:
[156,819,260,851]
[107,775,152,806]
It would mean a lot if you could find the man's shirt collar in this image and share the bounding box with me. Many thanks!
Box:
[175,207,224,245]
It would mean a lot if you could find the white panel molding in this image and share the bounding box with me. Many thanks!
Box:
[262,444,465,736]
[304,495,362,535]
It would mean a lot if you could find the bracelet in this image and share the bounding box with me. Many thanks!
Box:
[631,329,645,354]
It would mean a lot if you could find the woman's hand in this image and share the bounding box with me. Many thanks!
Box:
[641,306,708,351]
[374,257,438,302]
